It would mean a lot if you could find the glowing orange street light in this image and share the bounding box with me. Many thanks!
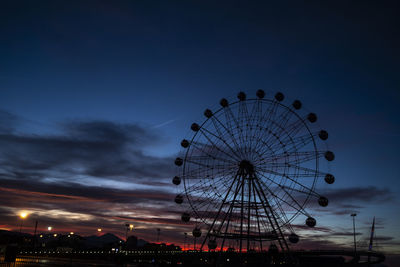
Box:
[70,232,74,235]
[97,228,102,232]
[19,212,28,233]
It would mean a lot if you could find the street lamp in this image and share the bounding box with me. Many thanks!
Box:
[125,223,134,241]
[48,226,52,231]
[19,212,28,233]
[351,213,357,255]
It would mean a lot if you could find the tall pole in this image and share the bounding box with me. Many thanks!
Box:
[125,224,129,241]
[19,218,24,233]
[184,233,187,250]
[33,220,38,249]
[351,214,357,255]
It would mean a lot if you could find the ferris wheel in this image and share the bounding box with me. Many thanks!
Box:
[172,90,335,252]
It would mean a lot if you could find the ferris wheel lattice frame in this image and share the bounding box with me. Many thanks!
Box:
[172,90,335,252]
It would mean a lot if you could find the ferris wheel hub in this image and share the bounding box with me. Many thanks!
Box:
[239,160,255,175]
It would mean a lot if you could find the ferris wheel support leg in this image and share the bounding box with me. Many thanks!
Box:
[252,180,284,251]
[239,172,245,253]
[247,176,252,252]
[252,182,263,251]
[199,172,240,251]
[252,178,289,252]
[218,174,244,251]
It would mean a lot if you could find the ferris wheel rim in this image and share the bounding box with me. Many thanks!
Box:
[181,96,320,227]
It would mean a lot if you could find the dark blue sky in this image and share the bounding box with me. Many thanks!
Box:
[0,0,399,252]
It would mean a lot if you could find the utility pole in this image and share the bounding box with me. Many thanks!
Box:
[33,220,38,249]
[351,214,357,256]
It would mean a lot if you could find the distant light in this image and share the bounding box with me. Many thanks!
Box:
[48,226,52,231]
[70,232,74,235]
[129,224,134,231]
[39,235,43,238]
[20,212,28,219]
[68,235,70,238]
[97,228,102,232]
[53,234,57,237]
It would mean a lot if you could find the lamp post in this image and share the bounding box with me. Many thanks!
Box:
[184,233,187,251]
[19,212,28,233]
[48,226,52,239]
[351,213,357,255]
[125,224,134,241]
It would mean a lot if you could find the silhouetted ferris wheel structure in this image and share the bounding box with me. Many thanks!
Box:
[172,90,335,252]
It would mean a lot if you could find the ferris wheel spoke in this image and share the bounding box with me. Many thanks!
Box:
[183,164,235,179]
[189,141,237,164]
[186,154,237,165]
[263,151,324,165]
[190,186,230,218]
[268,190,293,230]
[279,184,320,198]
[266,108,295,140]
[184,177,234,198]
[255,118,305,157]
[186,175,238,192]
[211,116,244,158]
[223,105,242,138]
[238,100,253,159]
[256,167,320,198]
[281,115,309,140]
[267,132,317,155]
[225,105,248,156]
[265,163,324,178]
[256,172,312,216]
[191,140,241,164]
[249,100,265,153]
[251,105,281,154]
[259,117,308,155]
[199,127,242,160]
[261,100,280,133]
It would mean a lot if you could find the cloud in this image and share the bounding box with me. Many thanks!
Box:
[323,186,393,204]
[0,111,187,241]
[0,119,175,183]
[308,186,394,217]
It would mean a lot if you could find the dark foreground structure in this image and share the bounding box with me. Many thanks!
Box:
[1,249,385,266]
